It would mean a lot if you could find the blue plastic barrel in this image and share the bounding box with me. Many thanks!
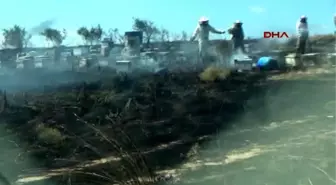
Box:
[256,57,272,67]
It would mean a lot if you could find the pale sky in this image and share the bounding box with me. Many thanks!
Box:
[0,0,334,46]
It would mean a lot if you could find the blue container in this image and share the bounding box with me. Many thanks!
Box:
[256,56,272,67]
[256,56,279,70]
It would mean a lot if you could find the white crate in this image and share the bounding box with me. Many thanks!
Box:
[285,53,300,67]
[234,58,253,70]
[327,53,336,64]
[116,60,132,72]
[79,59,87,68]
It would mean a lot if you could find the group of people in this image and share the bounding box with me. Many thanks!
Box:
[190,15,317,63]
[190,17,245,64]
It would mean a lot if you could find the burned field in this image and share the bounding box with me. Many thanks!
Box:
[0,34,334,184]
[0,68,269,184]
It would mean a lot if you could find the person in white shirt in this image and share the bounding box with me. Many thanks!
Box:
[190,17,225,64]
[296,15,309,54]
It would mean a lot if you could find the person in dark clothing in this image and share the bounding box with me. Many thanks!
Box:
[228,20,245,53]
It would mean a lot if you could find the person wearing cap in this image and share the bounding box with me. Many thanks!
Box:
[296,15,309,54]
[190,17,225,64]
[228,20,245,54]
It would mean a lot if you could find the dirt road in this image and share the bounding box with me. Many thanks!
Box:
[169,69,336,185]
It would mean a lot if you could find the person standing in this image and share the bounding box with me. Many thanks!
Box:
[296,15,309,54]
[228,20,245,54]
[190,17,225,64]
[334,14,336,33]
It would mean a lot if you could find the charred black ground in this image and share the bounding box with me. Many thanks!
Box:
[0,68,269,184]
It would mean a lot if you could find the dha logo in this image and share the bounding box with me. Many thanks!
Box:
[263,31,289,38]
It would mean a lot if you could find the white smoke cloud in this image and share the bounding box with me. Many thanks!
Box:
[29,19,56,35]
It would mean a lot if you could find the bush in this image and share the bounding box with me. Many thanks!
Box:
[36,124,64,145]
[199,66,231,82]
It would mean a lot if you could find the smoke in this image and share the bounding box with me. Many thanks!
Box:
[29,19,56,35]
[0,20,56,48]
[252,38,291,53]
[232,49,249,60]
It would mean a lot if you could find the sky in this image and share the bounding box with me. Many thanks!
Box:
[0,0,334,46]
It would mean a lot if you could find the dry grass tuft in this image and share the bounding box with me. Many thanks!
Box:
[199,66,231,82]
[36,124,64,145]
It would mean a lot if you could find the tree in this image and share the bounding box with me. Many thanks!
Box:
[2,25,31,50]
[40,28,66,46]
[77,25,102,45]
[159,28,169,42]
[170,31,188,41]
[132,18,159,46]
[89,24,103,44]
[77,27,92,45]
[104,28,124,44]
[23,34,32,48]
[171,33,181,41]
[181,31,188,41]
